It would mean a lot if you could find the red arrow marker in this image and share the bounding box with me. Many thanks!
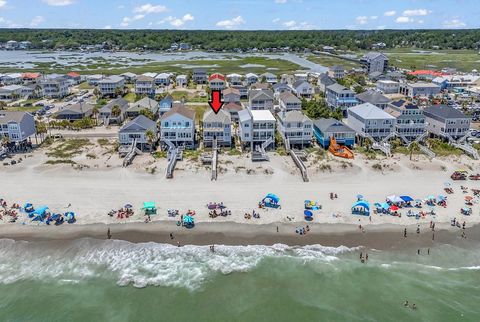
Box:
[208,90,224,114]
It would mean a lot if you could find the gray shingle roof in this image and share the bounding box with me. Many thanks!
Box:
[348,103,395,120]
[203,108,231,123]
[120,115,157,133]
[424,105,469,120]
[356,91,391,105]
[280,110,310,123]
[327,83,353,94]
[313,118,355,134]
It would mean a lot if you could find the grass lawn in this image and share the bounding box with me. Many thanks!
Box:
[307,55,361,69]
[8,105,42,113]
[123,92,137,103]
[78,82,93,90]
[189,105,208,124]
[46,139,93,159]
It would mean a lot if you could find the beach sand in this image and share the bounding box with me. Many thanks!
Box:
[1,138,479,241]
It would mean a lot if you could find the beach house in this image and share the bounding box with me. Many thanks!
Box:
[87,74,104,86]
[135,75,155,96]
[120,72,137,83]
[41,74,70,98]
[223,102,244,122]
[238,109,276,150]
[293,80,314,98]
[223,87,241,103]
[272,83,294,99]
[208,73,226,91]
[328,65,345,79]
[356,91,392,110]
[232,85,248,99]
[277,110,313,148]
[423,105,471,140]
[347,103,395,141]
[1,73,22,85]
[248,89,274,111]
[0,111,36,143]
[360,52,389,75]
[384,100,426,141]
[160,104,196,148]
[313,118,356,149]
[279,92,302,112]
[66,72,82,85]
[98,75,125,97]
[399,82,441,98]
[318,74,336,93]
[22,73,42,84]
[176,75,188,87]
[99,97,129,125]
[126,97,159,119]
[294,73,308,83]
[326,83,358,113]
[192,69,208,84]
[155,73,172,86]
[376,80,400,94]
[118,115,158,151]
[261,73,278,85]
[0,85,26,101]
[55,103,94,121]
[159,95,173,115]
[245,73,259,85]
[202,109,232,147]
[226,73,243,86]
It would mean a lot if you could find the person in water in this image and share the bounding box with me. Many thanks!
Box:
[404,228,407,238]
[404,300,409,307]
[412,304,417,310]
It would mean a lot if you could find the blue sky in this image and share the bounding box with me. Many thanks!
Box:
[0,0,478,30]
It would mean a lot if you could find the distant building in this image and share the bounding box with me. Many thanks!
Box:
[356,91,392,110]
[160,104,196,148]
[292,80,314,98]
[226,73,243,86]
[55,103,94,121]
[326,83,358,113]
[118,115,158,151]
[261,72,278,85]
[277,110,313,147]
[159,95,173,115]
[238,109,276,150]
[1,73,23,85]
[279,92,302,112]
[328,65,345,79]
[248,89,274,111]
[223,102,244,122]
[135,75,155,96]
[223,87,241,103]
[98,75,125,97]
[208,73,226,91]
[424,105,471,140]
[41,74,70,98]
[155,73,172,86]
[120,72,137,83]
[376,80,400,94]
[192,69,208,84]
[399,82,441,98]
[176,75,188,87]
[318,74,336,93]
[87,74,104,86]
[99,97,129,125]
[360,52,389,76]
[245,73,259,85]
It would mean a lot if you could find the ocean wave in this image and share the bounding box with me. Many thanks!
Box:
[0,239,358,290]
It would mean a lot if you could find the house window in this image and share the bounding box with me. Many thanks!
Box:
[185,122,190,127]
[164,122,169,127]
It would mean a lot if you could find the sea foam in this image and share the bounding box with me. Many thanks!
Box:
[0,238,358,290]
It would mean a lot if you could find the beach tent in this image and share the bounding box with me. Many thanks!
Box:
[304,200,321,210]
[386,195,403,204]
[262,193,281,208]
[31,206,49,221]
[143,202,157,215]
[437,195,446,201]
[400,196,413,203]
[351,201,370,215]
[304,210,313,220]
[183,215,195,228]
[426,195,436,201]
[374,202,389,210]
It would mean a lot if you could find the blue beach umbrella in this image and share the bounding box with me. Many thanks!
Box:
[304,210,313,218]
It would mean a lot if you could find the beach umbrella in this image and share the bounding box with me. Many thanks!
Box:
[400,196,413,202]
[415,199,422,203]
[390,205,399,211]
[356,194,364,200]
[465,196,473,201]
[438,195,446,201]
[426,195,436,201]
[304,210,313,218]
[124,204,133,209]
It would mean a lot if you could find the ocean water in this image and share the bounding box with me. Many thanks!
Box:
[0,238,479,322]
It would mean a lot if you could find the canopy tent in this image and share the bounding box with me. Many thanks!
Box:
[264,193,280,203]
[426,195,436,201]
[304,200,321,210]
[400,196,413,202]
[386,195,404,204]
[352,201,370,210]
[262,193,281,208]
[31,206,49,221]
[437,195,446,201]
[143,201,157,215]
[352,201,370,216]
[374,202,389,210]
[183,215,195,227]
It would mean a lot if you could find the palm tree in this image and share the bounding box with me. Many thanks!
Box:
[145,129,156,152]
[0,101,6,110]
[409,142,420,161]
[93,88,100,98]
[92,106,99,126]
[111,105,121,122]
[114,87,123,98]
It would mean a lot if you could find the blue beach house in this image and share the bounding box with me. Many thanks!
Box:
[313,118,356,149]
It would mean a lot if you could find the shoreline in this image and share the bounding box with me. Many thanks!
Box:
[1,221,478,250]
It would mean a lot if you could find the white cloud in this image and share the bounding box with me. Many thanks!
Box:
[384,11,396,17]
[117,5,125,9]
[158,14,194,28]
[0,16,21,27]
[104,25,112,29]
[403,9,430,17]
[396,16,413,24]
[376,25,386,30]
[272,18,280,23]
[133,3,167,14]
[120,14,145,27]
[30,15,45,27]
[0,1,6,9]
[216,16,245,29]
[42,0,75,6]
[282,20,315,30]
[443,18,466,29]
[370,16,378,20]
[355,16,368,25]
[275,0,287,3]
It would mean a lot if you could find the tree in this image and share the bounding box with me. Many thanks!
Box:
[145,129,156,152]
[92,106,99,126]
[93,88,100,98]
[114,87,123,98]
[111,105,121,118]
[0,101,6,110]
[139,108,155,120]
[364,137,372,152]
[409,142,420,161]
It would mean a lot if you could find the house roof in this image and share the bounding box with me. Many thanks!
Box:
[56,103,94,116]
[98,75,124,84]
[128,97,159,113]
[245,73,259,78]
[318,74,336,86]
[136,75,154,82]
[280,110,310,123]
[160,104,195,121]
[362,52,388,61]
[249,89,274,100]
[327,83,354,94]
[261,72,277,78]
[120,115,156,133]
[356,91,391,105]
[238,109,252,123]
[121,72,137,78]
[203,108,231,123]
[408,82,441,89]
[0,111,31,124]
[223,87,240,96]
[330,65,344,71]
[348,103,395,120]
[22,72,41,79]
[313,118,355,134]
[251,110,275,121]
[293,80,312,89]
[100,97,129,113]
[208,73,225,82]
[279,92,301,104]
[223,102,244,112]
[227,73,242,78]
[408,70,446,77]
[250,83,270,90]
[424,105,469,120]
[67,72,80,77]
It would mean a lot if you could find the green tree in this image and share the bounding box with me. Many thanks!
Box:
[111,105,121,118]
[364,137,372,152]
[145,129,156,152]
[409,141,420,161]
[139,108,155,120]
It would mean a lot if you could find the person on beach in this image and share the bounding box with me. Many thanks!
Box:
[177,241,180,247]
[417,249,420,255]
[416,225,420,234]
[360,252,363,260]
[170,233,174,240]
[210,245,215,252]
[427,248,430,255]
[276,226,279,233]
[107,228,111,239]
[412,304,417,310]
[404,228,407,238]
[432,233,435,241]
[366,253,368,261]
[432,222,435,232]
[462,231,467,239]
[462,221,466,230]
